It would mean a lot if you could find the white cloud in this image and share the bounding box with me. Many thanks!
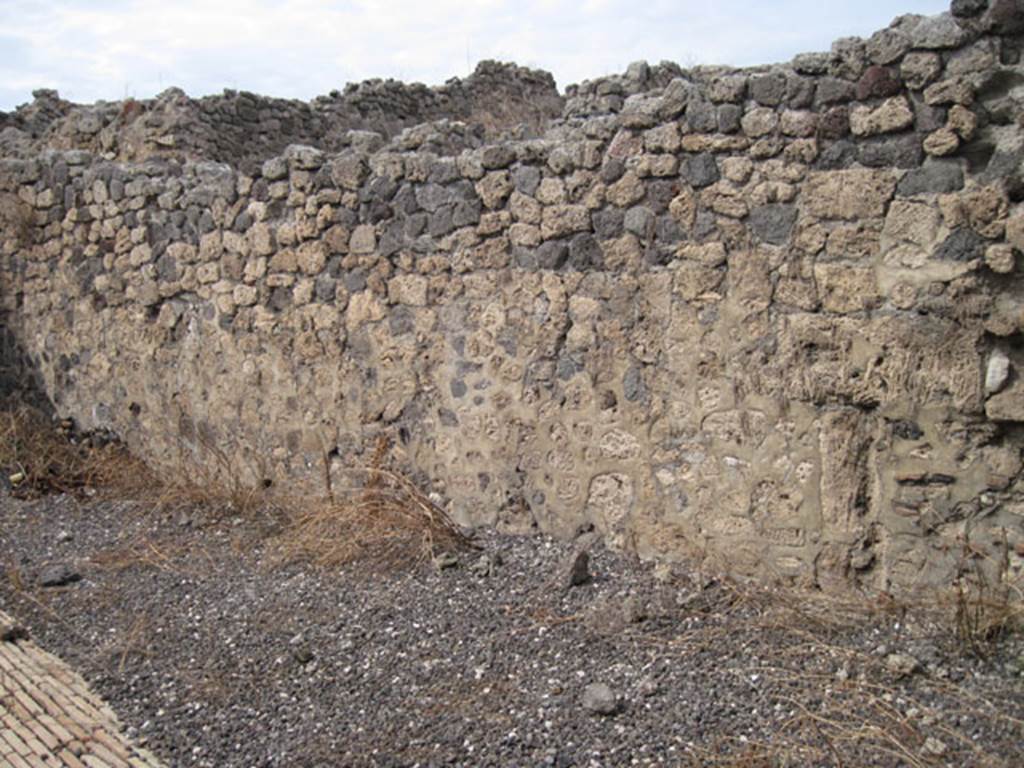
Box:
[0,0,951,110]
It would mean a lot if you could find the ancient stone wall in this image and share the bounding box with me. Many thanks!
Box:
[2,0,1023,595]
[0,61,563,173]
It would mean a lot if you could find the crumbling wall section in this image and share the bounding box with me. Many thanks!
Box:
[0,62,563,173]
[2,0,1023,594]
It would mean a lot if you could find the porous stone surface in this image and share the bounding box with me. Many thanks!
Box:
[2,0,1024,596]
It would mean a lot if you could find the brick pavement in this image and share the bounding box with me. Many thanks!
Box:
[0,609,164,768]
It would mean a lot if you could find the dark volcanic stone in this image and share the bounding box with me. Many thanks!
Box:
[935,228,986,261]
[38,563,81,587]
[985,0,1024,34]
[816,77,856,105]
[568,233,602,270]
[749,72,787,106]
[683,153,719,188]
[537,240,568,270]
[951,0,986,16]
[897,160,965,196]
[592,209,624,239]
[816,141,857,170]
[856,66,903,100]
[717,104,743,133]
[818,107,851,140]
[749,204,797,245]
[686,98,718,133]
[623,365,645,402]
[859,135,924,168]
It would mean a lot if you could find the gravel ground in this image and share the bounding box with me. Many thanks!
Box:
[1,491,1022,768]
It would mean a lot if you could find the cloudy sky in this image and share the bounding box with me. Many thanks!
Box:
[0,0,950,111]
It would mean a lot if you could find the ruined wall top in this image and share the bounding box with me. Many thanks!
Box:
[0,61,564,174]
[1,2,1020,178]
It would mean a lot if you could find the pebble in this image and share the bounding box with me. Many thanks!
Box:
[37,563,81,587]
[581,683,620,716]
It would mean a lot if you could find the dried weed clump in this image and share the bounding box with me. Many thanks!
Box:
[282,435,470,569]
[1,397,467,570]
[945,530,1023,659]
[0,398,154,498]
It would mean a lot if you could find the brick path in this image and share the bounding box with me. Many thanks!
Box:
[0,609,164,768]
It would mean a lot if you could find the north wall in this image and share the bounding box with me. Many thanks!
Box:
[2,0,1024,594]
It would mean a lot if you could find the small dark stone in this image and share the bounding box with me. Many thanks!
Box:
[892,420,924,440]
[556,356,582,380]
[0,618,28,642]
[623,366,645,402]
[655,214,683,245]
[815,78,856,105]
[785,76,817,108]
[856,66,903,100]
[717,104,742,133]
[815,140,857,170]
[935,228,986,261]
[985,0,1024,34]
[415,183,450,212]
[645,180,677,213]
[818,107,851,140]
[859,135,923,169]
[364,201,392,224]
[693,211,718,240]
[581,682,620,716]
[453,199,481,227]
[749,72,787,106]
[624,206,655,236]
[897,159,964,196]
[293,647,314,665]
[428,206,455,238]
[686,98,718,132]
[268,285,292,313]
[404,212,428,239]
[314,275,336,302]
[438,408,459,427]
[378,223,404,258]
[911,98,947,133]
[748,204,797,245]
[537,241,568,270]
[599,159,625,185]
[155,253,178,282]
[593,208,622,239]
[568,233,603,270]
[951,0,987,17]
[388,307,414,336]
[344,270,367,293]
[450,379,467,398]
[514,165,542,194]
[513,246,538,270]
[232,211,252,233]
[38,563,81,587]
[480,145,516,170]
[683,153,719,188]
[427,161,460,185]
[563,550,591,589]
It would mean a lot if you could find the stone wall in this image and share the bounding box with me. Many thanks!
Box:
[0,61,563,173]
[2,0,1024,595]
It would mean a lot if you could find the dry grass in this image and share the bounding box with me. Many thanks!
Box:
[0,398,155,499]
[156,428,272,522]
[1,396,468,571]
[281,435,471,569]
[944,529,1023,659]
